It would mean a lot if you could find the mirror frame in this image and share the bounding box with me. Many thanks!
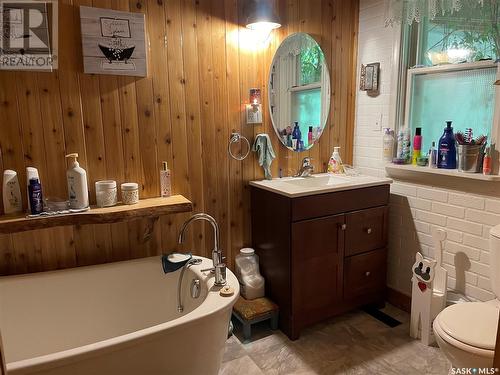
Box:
[267,32,331,152]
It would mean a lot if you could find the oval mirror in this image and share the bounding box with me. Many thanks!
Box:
[269,33,331,152]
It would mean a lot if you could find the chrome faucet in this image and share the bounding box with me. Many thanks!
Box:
[178,213,226,286]
[295,157,314,177]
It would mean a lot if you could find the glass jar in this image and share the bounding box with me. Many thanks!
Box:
[121,182,139,205]
[95,180,117,208]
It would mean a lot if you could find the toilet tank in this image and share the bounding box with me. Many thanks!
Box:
[489,224,500,298]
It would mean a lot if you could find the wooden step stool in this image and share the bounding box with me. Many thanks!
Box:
[232,296,279,342]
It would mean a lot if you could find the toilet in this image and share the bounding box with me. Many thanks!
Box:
[433,224,500,369]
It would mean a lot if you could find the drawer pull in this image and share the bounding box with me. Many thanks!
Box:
[365,228,372,234]
[365,271,371,277]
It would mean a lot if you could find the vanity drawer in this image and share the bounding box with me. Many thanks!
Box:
[345,206,388,256]
[344,248,386,300]
[291,185,389,222]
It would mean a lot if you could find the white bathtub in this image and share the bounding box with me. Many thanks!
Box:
[0,256,239,375]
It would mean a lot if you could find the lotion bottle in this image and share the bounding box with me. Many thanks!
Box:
[437,121,457,169]
[2,170,22,214]
[160,161,172,197]
[65,153,89,209]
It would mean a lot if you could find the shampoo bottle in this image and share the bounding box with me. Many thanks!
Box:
[437,121,457,169]
[26,167,40,212]
[65,153,89,209]
[160,161,172,198]
[2,170,22,214]
[28,178,43,215]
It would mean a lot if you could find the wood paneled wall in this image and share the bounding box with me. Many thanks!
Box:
[0,0,359,275]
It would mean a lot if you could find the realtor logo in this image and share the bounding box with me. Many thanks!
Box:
[0,0,58,70]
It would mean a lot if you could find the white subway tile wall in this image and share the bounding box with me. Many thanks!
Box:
[354,0,499,301]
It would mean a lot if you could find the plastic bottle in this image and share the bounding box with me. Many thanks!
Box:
[2,170,22,214]
[402,127,412,162]
[28,178,43,215]
[437,121,457,169]
[308,126,313,147]
[328,147,344,174]
[483,146,492,175]
[382,128,394,162]
[428,141,437,168]
[292,122,301,151]
[396,128,405,159]
[411,127,422,165]
[65,153,89,209]
[160,161,172,198]
[235,248,265,300]
[26,167,39,213]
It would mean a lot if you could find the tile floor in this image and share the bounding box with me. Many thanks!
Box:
[219,304,450,375]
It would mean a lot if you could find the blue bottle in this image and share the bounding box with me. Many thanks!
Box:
[292,122,302,151]
[28,178,43,215]
[437,121,456,169]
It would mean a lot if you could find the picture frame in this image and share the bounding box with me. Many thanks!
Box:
[80,6,147,77]
[360,62,380,94]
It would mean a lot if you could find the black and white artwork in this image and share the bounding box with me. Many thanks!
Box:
[80,6,147,77]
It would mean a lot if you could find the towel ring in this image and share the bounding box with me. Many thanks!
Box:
[228,132,250,161]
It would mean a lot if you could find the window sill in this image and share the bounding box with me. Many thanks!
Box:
[385,164,500,182]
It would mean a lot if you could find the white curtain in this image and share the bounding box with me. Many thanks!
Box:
[384,0,493,25]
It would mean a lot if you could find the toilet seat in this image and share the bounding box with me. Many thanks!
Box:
[434,302,498,356]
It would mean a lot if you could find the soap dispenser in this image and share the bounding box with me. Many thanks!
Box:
[328,147,344,174]
[437,121,457,169]
[65,153,89,209]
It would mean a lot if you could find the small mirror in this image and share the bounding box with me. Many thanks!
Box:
[269,33,331,152]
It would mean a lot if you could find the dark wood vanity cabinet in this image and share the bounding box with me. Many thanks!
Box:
[251,184,390,340]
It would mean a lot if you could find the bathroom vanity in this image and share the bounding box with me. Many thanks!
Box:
[250,173,392,340]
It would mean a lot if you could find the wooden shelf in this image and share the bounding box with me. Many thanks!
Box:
[385,164,500,181]
[0,195,192,234]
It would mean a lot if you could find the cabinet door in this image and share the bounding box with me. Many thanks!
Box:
[291,214,344,328]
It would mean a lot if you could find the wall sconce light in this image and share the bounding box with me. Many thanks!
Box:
[246,0,281,34]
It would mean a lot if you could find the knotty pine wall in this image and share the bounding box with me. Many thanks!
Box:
[0,0,359,275]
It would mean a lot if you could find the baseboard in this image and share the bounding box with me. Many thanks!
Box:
[386,287,411,313]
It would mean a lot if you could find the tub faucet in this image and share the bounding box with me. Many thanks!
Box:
[178,213,226,286]
[295,157,314,177]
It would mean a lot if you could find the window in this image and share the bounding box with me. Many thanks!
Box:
[396,5,499,151]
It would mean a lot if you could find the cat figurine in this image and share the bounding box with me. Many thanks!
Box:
[410,252,436,345]
[410,228,447,346]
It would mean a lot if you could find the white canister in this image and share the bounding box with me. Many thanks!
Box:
[121,183,139,205]
[95,180,117,208]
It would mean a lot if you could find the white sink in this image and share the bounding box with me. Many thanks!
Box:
[249,173,392,198]
[283,174,350,188]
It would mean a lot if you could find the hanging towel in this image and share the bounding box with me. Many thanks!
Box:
[252,133,276,180]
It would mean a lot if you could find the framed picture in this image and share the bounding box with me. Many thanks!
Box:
[360,62,380,93]
[80,6,147,77]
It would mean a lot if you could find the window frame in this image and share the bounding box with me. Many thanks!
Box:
[390,24,500,156]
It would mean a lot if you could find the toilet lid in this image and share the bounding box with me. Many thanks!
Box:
[437,302,499,350]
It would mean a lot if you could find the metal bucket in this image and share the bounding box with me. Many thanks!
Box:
[457,144,484,173]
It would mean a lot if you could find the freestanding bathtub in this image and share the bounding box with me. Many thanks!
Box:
[0,256,239,375]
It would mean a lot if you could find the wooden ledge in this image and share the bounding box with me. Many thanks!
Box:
[0,195,192,234]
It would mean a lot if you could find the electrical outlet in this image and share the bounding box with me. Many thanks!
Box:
[373,113,383,132]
